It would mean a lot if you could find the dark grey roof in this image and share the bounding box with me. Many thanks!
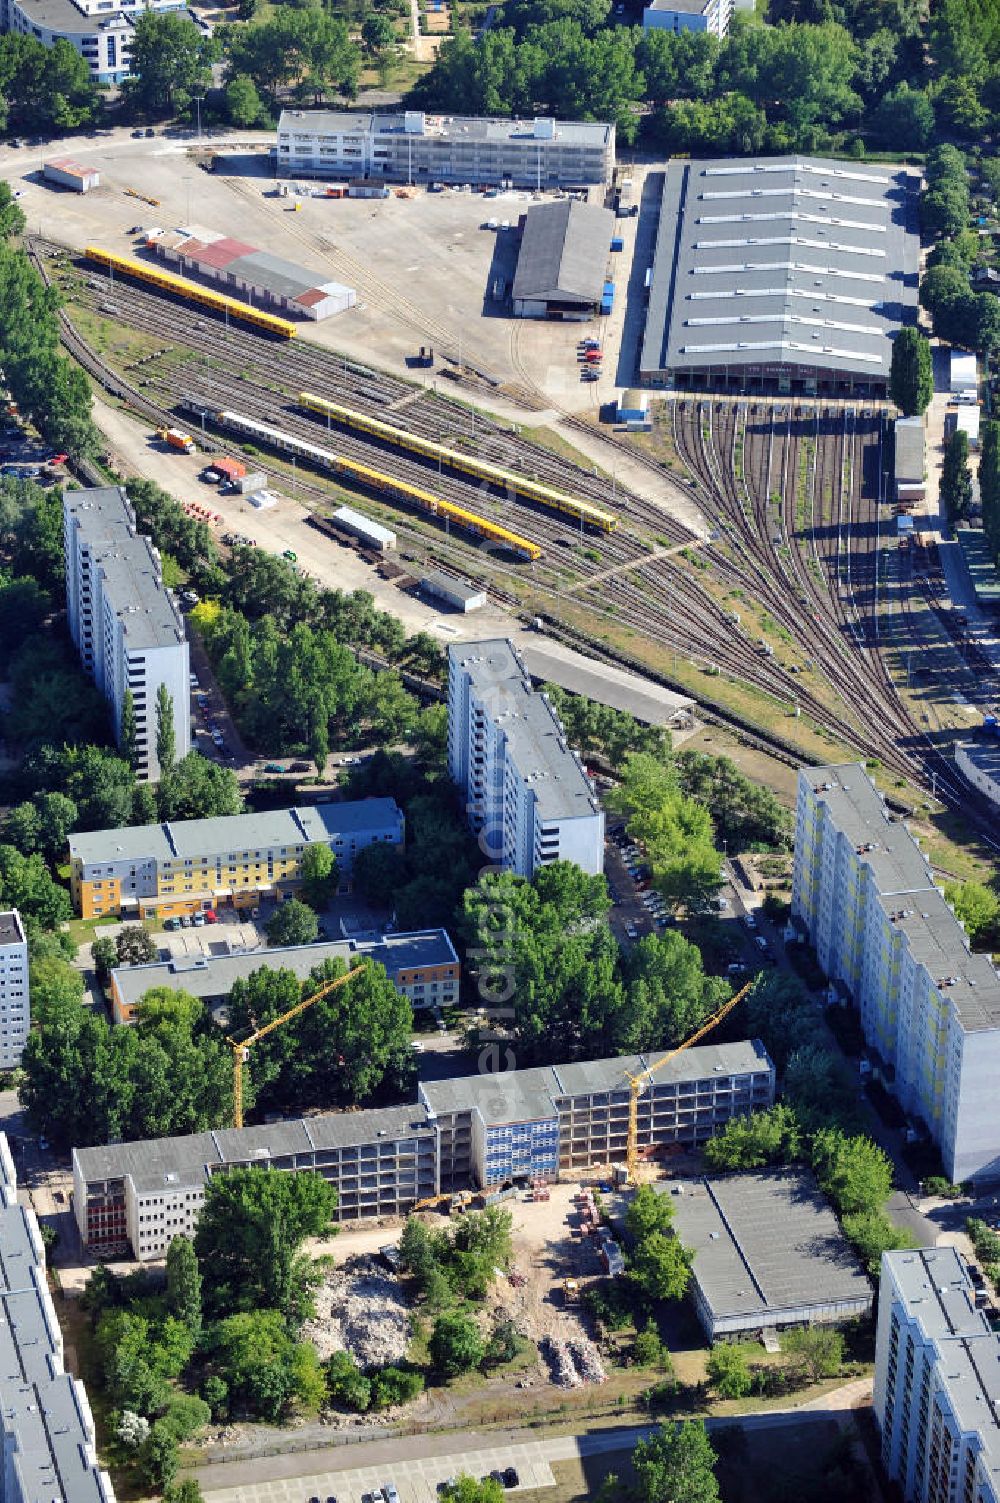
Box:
[960,738,1000,788]
[0,911,24,947]
[225,248,350,304]
[513,200,614,306]
[278,109,612,149]
[422,570,485,604]
[895,416,924,485]
[667,1169,872,1322]
[64,485,185,652]
[519,640,692,727]
[641,156,920,381]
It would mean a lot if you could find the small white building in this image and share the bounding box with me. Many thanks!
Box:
[421,570,486,612]
[950,348,978,394]
[43,157,99,192]
[955,404,981,449]
[0,912,28,1070]
[643,0,733,36]
[331,505,397,552]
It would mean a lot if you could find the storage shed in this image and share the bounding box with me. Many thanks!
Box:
[204,456,246,484]
[421,570,486,612]
[951,349,978,395]
[663,1169,873,1342]
[617,389,650,425]
[894,416,924,503]
[956,404,981,449]
[512,199,615,320]
[151,226,356,321]
[43,157,99,193]
[331,505,397,552]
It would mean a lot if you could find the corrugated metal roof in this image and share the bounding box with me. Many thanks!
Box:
[512,199,614,306]
[190,236,256,270]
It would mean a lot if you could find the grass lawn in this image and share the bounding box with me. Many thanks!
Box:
[63,914,119,949]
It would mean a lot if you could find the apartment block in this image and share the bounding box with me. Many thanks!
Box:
[109,928,460,1024]
[792,765,1000,1185]
[73,1038,772,1258]
[1,0,187,84]
[420,1039,774,1191]
[276,109,615,190]
[73,1106,438,1260]
[0,911,28,1070]
[68,798,404,921]
[642,0,733,37]
[63,486,190,781]
[0,1133,116,1503]
[875,1247,1000,1503]
[448,639,604,877]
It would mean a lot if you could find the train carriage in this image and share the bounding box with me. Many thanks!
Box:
[180,402,543,563]
[84,248,297,340]
[297,391,618,534]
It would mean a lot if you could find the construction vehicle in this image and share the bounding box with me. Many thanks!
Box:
[412,1193,452,1213]
[562,1278,579,1303]
[228,962,366,1128]
[156,426,195,453]
[450,1190,474,1213]
[623,979,755,1185]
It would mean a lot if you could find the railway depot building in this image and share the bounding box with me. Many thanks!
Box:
[277,109,615,190]
[149,227,356,321]
[73,1040,773,1259]
[792,765,1000,1184]
[64,486,190,782]
[666,1169,873,1342]
[108,928,460,1024]
[511,199,615,320]
[68,798,404,921]
[640,156,920,396]
[447,638,605,877]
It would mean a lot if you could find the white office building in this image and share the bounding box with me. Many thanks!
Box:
[642,0,733,37]
[875,1246,1000,1503]
[447,639,604,877]
[1,0,189,83]
[64,486,190,782]
[0,911,28,1071]
[276,109,615,190]
[792,765,1000,1185]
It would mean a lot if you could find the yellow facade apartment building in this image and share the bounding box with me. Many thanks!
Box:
[68,799,404,920]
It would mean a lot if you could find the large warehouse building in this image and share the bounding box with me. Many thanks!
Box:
[150,227,356,321]
[277,110,615,190]
[512,199,615,319]
[640,156,920,396]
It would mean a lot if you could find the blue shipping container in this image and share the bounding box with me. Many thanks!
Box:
[610,237,624,252]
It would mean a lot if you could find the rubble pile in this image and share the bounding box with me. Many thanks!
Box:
[570,1338,607,1383]
[303,1256,411,1369]
[544,1336,582,1387]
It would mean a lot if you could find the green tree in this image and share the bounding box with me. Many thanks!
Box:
[91,936,118,986]
[608,753,722,911]
[811,1128,893,1216]
[265,897,320,948]
[633,1422,720,1503]
[0,845,72,931]
[28,955,84,1027]
[124,10,214,113]
[116,925,157,968]
[166,1234,202,1337]
[781,1324,844,1381]
[439,1478,505,1503]
[326,1350,372,1411]
[164,1481,206,1503]
[203,1309,318,1422]
[941,429,973,522]
[155,683,176,776]
[300,843,338,909]
[194,1167,337,1317]
[841,1209,917,1274]
[706,1342,753,1398]
[704,1103,803,1172]
[121,688,138,771]
[157,753,243,821]
[944,880,1000,948]
[352,841,409,906]
[890,328,933,416]
[139,1423,179,1491]
[225,72,266,127]
[429,1311,485,1377]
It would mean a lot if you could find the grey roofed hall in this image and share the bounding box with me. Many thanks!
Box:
[640,156,920,386]
[512,199,614,307]
[665,1168,873,1335]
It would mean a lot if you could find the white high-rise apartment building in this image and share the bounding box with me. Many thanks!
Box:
[64,486,190,782]
[447,640,604,878]
[792,764,1000,1185]
[875,1247,1000,1503]
[0,911,28,1070]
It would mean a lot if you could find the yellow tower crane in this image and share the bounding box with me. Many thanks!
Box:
[624,978,756,1185]
[228,962,367,1129]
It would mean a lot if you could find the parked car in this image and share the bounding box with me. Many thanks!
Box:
[163,917,181,931]
[743,913,757,930]
[503,1470,519,1489]
[204,909,218,924]
[192,912,206,927]
[264,763,286,774]
[282,549,297,562]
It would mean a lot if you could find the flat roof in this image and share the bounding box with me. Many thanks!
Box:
[111,929,458,1011]
[667,1169,872,1322]
[0,911,24,948]
[952,350,978,385]
[884,1247,1000,1485]
[64,486,184,652]
[646,0,713,11]
[333,505,396,545]
[160,230,353,309]
[894,416,924,483]
[803,765,1000,1030]
[69,798,403,867]
[520,638,693,727]
[450,640,601,823]
[641,156,920,382]
[512,199,615,306]
[957,529,1000,604]
[278,109,612,149]
[8,0,105,33]
[960,738,1000,787]
[421,1039,772,1122]
[45,156,96,176]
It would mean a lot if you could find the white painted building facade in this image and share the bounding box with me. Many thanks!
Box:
[0,911,28,1070]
